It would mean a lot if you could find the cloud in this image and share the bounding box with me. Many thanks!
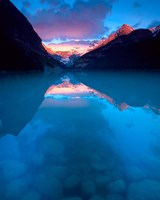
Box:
[28,0,116,41]
[132,21,141,28]
[40,0,64,6]
[133,1,142,9]
[147,20,160,28]
[22,1,31,8]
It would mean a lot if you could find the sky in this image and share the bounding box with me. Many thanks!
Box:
[11,0,160,43]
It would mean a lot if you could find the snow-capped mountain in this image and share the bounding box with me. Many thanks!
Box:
[73,27,160,70]
[150,25,160,37]
[43,24,160,67]
[43,40,98,65]
[93,24,134,50]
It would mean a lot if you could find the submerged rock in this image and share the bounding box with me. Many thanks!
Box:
[110,169,123,180]
[106,194,124,200]
[125,166,147,181]
[35,172,63,199]
[81,180,96,197]
[127,179,160,200]
[6,178,29,199]
[64,175,81,190]
[95,175,111,188]
[49,166,68,180]
[62,197,82,200]
[21,190,41,200]
[0,135,20,160]
[90,194,105,200]
[41,138,64,156]
[31,154,45,166]
[91,162,108,171]
[107,180,126,194]
[2,160,27,180]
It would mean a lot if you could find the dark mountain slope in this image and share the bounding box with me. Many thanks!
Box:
[0,0,64,71]
[73,29,160,70]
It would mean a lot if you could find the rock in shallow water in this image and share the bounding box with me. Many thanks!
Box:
[62,197,82,200]
[127,179,160,200]
[21,190,41,200]
[95,175,111,188]
[41,138,64,156]
[91,162,108,171]
[64,175,81,190]
[49,166,68,180]
[6,178,29,199]
[90,194,105,200]
[81,180,96,197]
[125,166,147,181]
[2,161,27,180]
[106,194,124,200]
[107,180,126,194]
[35,172,63,199]
[31,154,45,166]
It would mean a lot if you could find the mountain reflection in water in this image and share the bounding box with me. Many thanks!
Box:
[0,72,160,200]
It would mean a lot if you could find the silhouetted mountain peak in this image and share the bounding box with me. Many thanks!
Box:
[0,0,64,71]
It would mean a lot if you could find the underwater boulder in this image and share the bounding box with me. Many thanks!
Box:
[21,190,41,200]
[125,166,147,181]
[35,172,63,199]
[41,138,64,157]
[49,166,68,180]
[127,179,160,200]
[31,153,45,166]
[62,197,82,200]
[106,194,124,200]
[95,175,111,188]
[90,194,105,200]
[81,180,96,197]
[106,180,126,194]
[2,160,27,180]
[6,178,29,199]
[64,175,81,191]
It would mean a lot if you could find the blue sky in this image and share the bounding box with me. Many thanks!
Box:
[11,0,160,42]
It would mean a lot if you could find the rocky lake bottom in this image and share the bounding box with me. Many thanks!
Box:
[0,72,160,200]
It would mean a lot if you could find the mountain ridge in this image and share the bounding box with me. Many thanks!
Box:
[73,26,160,70]
[0,0,64,71]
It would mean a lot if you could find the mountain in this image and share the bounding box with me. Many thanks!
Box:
[44,25,134,66]
[0,0,64,71]
[93,24,134,50]
[44,40,98,65]
[150,25,160,37]
[73,27,160,70]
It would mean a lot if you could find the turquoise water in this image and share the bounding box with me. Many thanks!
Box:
[0,71,160,200]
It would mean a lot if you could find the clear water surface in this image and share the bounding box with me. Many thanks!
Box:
[0,71,160,200]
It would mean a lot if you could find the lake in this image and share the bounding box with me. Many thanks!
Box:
[0,71,160,200]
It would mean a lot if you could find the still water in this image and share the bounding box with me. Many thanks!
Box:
[0,71,160,200]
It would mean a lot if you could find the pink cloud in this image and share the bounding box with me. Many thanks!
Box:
[28,0,115,41]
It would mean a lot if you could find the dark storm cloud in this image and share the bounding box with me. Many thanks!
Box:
[133,1,142,9]
[147,20,160,28]
[28,0,116,40]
